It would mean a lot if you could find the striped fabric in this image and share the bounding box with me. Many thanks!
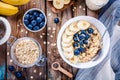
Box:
[75,0,120,80]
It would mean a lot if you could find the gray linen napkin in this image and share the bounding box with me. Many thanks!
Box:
[75,0,120,80]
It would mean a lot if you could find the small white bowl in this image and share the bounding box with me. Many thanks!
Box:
[23,8,47,32]
[57,16,110,68]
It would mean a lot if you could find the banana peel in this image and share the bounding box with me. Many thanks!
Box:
[0,1,18,16]
[1,0,30,5]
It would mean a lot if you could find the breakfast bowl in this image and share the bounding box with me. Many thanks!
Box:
[11,37,43,68]
[23,8,47,32]
[57,16,110,68]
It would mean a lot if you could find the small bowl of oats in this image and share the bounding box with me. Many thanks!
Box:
[11,37,43,68]
[57,16,110,68]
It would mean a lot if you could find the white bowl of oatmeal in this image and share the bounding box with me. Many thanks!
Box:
[57,16,110,68]
[11,37,42,68]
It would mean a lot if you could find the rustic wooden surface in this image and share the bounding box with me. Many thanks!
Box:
[4,0,99,80]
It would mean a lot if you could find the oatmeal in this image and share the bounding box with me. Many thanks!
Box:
[15,39,39,65]
[61,20,101,63]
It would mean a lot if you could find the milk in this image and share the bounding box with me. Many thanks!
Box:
[86,0,109,10]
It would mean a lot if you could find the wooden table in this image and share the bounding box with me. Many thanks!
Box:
[5,0,99,80]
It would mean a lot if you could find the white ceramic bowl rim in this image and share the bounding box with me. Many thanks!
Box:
[23,8,47,32]
[57,16,110,68]
[11,37,42,68]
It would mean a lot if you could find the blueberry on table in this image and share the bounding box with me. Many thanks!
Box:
[40,22,45,27]
[27,24,33,30]
[81,30,86,35]
[83,40,88,44]
[78,34,85,40]
[15,71,22,78]
[54,18,59,24]
[39,13,45,20]
[73,42,79,47]
[79,40,84,46]
[74,33,79,37]
[78,47,85,52]
[33,11,39,17]
[24,19,29,25]
[87,28,94,34]
[24,14,30,19]
[31,20,37,26]
[73,37,79,42]
[74,49,80,55]
[8,65,15,71]
[33,26,40,30]
[85,34,90,39]
[36,17,42,23]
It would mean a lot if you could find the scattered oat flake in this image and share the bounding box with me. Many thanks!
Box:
[17,24,20,27]
[52,31,55,34]
[7,52,9,56]
[21,29,24,32]
[83,8,85,11]
[74,7,77,9]
[39,72,42,76]
[43,41,46,45]
[25,31,28,34]
[30,76,33,79]
[47,33,50,36]
[42,33,45,35]
[52,27,56,30]
[20,23,22,26]
[10,59,13,63]
[48,27,51,30]
[79,5,82,8]
[50,35,53,38]
[48,13,52,16]
[48,51,51,54]
[33,69,37,73]
[33,2,36,5]
[40,35,43,38]
[72,9,74,11]
[47,42,50,45]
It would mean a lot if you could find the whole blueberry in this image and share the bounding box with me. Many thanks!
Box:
[33,11,39,17]
[81,30,86,35]
[24,19,29,25]
[73,37,79,42]
[33,26,40,30]
[28,11,33,15]
[31,20,37,26]
[83,40,88,44]
[24,14,30,19]
[74,33,79,37]
[54,18,59,24]
[39,13,45,20]
[15,71,22,78]
[27,24,33,30]
[29,15,35,20]
[78,34,85,40]
[85,34,90,39]
[8,65,15,71]
[73,42,79,47]
[40,22,45,27]
[78,47,85,52]
[87,28,94,34]
[36,17,42,23]
[79,40,84,46]
[74,49,80,55]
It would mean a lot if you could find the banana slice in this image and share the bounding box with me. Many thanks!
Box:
[64,0,70,4]
[61,40,73,47]
[62,45,74,52]
[62,33,73,43]
[69,22,79,32]
[53,0,64,9]
[65,27,75,36]
[77,20,90,30]
[63,51,74,59]
[69,56,79,64]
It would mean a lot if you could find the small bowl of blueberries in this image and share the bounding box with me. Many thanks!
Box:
[23,8,47,32]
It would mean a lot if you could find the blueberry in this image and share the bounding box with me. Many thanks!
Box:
[40,22,45,27]
[78,47,85,52]
[78,34,85,40]
[79,40,84,46]
[29,15,35,20]
[27,24,33,30]
[24,19,29,25]
[73,37,79,42]
[74,49,80,55]
[87,28,94,34]
[85,34,90,39]
[39,13,45,20]
[8,65,15,71]
[28,11,33,15]
[15,71,22,78]
[36,17,42,23]
[83,40,88,44]
[31,20,37,26]
[73,42,79,47]
[74,33,79,37]
[33,26,40,30]
[81,30,86,35]
[24,14,30,19]
[33,11,39,17]
[54,18,59,24]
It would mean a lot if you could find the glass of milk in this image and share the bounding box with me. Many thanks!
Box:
[86,0,109,10]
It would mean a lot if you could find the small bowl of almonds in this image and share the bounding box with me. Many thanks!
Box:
[57,16,110,68]
[11,37,42,68]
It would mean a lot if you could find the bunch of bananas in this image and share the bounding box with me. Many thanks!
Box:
[0,0,30,16]
[53,0,71,9]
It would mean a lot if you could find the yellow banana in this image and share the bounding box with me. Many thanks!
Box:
[1,0,30,5]
[0,1,18,16]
